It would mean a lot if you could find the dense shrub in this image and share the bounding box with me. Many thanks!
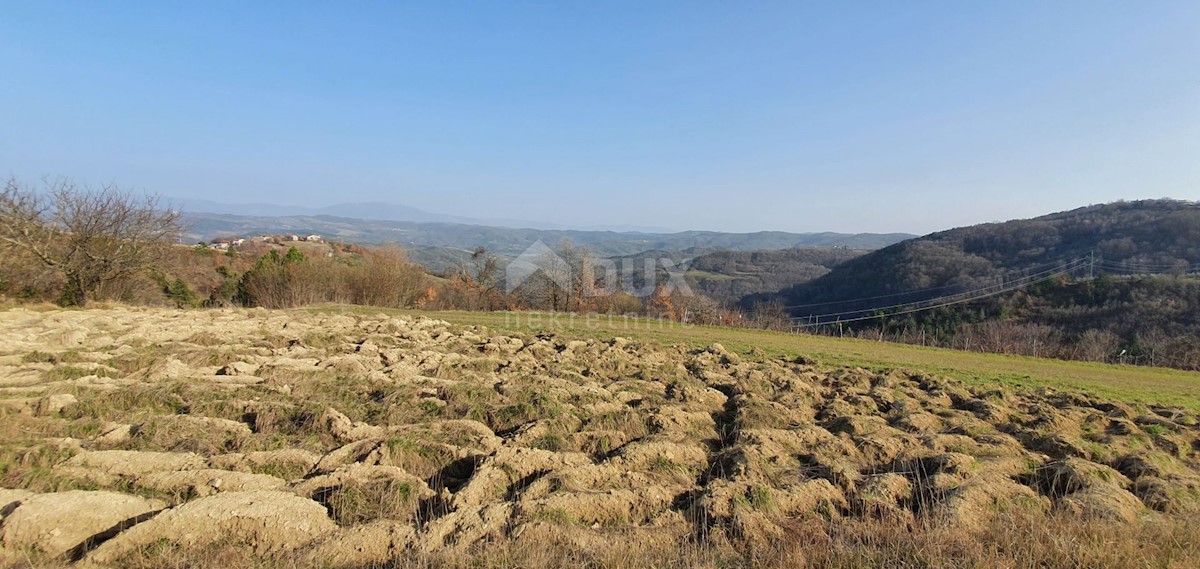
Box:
[236,245,428,310]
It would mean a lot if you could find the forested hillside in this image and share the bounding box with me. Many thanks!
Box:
[605,247,864,305]
[834,275,1200,370]
[686,248,864,304]
[761,200,1200,316]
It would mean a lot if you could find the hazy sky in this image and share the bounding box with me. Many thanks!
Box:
[3,1,1198,234]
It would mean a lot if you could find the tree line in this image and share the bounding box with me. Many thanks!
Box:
[800,275,1200,370]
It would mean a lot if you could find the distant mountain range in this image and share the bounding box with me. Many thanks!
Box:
[169,198,674,233]
[180,210,914,272]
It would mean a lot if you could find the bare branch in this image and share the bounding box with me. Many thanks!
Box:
[0,177,185,305]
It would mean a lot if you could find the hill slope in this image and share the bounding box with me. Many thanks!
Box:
[609,247,867,305]
[761,200,1200,315]
[821,274,1200,370]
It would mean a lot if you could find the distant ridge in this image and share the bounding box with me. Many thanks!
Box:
[180,211,914,270]
[169,197,674,233]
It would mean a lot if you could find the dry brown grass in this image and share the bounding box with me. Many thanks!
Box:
[385,436,459,480]
[800,509,1200,569]
[8,510,1190,569]
[316,477,421,526]
[0,411,87,493]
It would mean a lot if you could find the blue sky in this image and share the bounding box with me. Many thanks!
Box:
[2,1,1197,233]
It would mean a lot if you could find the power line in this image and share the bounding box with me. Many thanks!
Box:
[789,258,1087,322]
[767,254,1197,329]
[1097,261,1188,270]
[779,256,1088,310]
[1096,260,1200,272]
[791,261,1085,328]
[779,281,974,310]
[789,259,1082,323]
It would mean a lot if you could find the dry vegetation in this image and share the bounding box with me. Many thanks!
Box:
[0,307,1198,568]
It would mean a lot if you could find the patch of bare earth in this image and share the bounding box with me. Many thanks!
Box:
[0,307,1198,568]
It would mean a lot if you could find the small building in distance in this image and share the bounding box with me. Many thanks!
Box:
[206,237,248,250]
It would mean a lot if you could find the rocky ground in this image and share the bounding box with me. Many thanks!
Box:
[0,307,1198,567]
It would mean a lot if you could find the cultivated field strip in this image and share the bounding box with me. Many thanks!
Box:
[0,308,1198,566]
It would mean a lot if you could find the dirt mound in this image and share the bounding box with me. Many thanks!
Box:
[302,520,417,567]
[55,450,208,486]
[452,447,594,509]
[210,449,322,480]
[321,407,387,443]
[137,468,287,497]
[85,491,336,564]
[1059,485,1145,522]
[925,473,1048,529]
[0,490,164,558]
[294,464,434,525]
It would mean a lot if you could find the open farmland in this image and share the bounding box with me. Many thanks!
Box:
[410,309,1200,411]
[1,307,1199,568]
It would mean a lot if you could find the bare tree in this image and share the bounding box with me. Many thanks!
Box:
[0,178,184,306]
[557,239,595,312]
[1074,329,1121,363]
[512,240,578,311]
[750,299,791,331]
